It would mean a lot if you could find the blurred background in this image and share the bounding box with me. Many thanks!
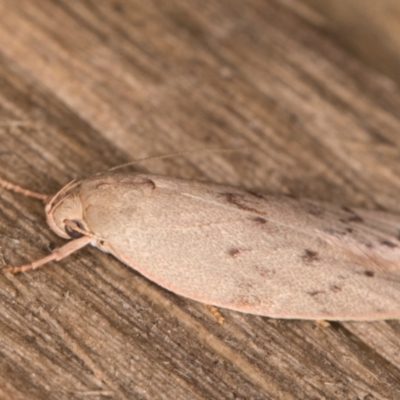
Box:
[303,0,400,85]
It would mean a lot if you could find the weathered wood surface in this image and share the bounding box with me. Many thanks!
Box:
[0,0,400,399]
[303,0,400,87]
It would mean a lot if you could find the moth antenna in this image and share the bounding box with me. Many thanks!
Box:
[109,147,249,172]
[0,176,50,203]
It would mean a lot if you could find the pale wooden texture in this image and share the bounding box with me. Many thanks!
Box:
[0,1,400,399]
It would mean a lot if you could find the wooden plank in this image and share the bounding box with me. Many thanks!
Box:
[0,0,399,398]
[301,0,400,86]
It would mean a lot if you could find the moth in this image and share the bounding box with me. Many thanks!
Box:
[1,171,400,321]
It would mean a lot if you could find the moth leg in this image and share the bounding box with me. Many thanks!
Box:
[206,305,225,324]
[4,236,92,273]
[0,176,50,202]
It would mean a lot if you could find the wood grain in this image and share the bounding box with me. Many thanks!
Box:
[0,0,400,399]
[302,0,400,87]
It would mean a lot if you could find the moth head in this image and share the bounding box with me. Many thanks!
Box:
[45,181,87,239]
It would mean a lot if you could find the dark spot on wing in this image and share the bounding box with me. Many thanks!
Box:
[330,285,342,293]
[228,248,241,258]
[380,239,397,248]
[100,240,105,246]
[341,206,352,213]
[345,227,353,233]
[219,192,267,215]
[302,249,319,263]
[253,216,267,224]
[364,270,375,277]
[308,290,325,296]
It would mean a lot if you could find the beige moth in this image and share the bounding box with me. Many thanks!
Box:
[1,170,400,321]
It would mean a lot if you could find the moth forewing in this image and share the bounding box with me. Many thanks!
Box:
[2,171,400,320]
